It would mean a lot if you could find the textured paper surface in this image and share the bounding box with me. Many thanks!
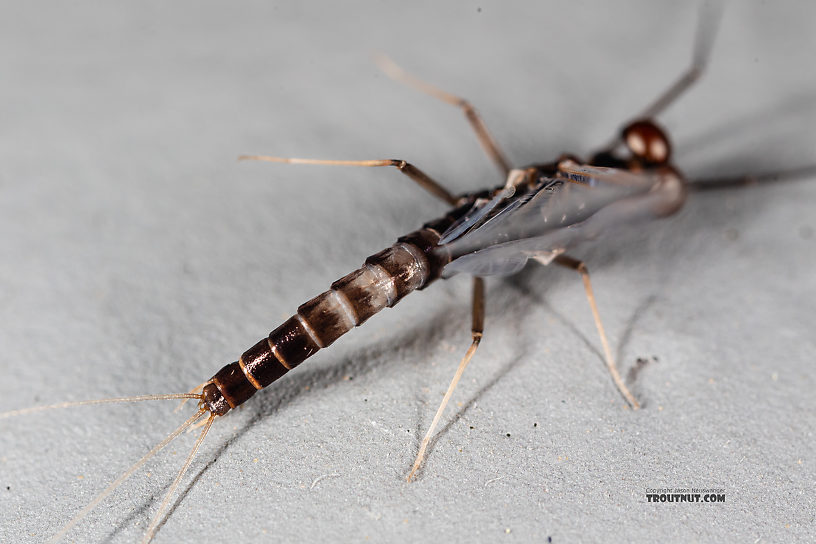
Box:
[1,2,814,542]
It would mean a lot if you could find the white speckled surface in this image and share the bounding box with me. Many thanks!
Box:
[1,2,814,543]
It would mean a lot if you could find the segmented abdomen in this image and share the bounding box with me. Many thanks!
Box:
[202,220,459,416]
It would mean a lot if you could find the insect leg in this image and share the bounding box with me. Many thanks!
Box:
[636,0,724,120]
[375,54,511,176]
[596,1,724,154]
[550,255,640,409]
[689,164,816,192]
[407,276,485,481]
[239,155,458,205]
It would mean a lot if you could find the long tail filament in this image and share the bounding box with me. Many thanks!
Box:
[0,393,203,420]
[47,408,209,544]
[142,412,215,543]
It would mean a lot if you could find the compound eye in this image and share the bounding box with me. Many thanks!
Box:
[622,120,671,164]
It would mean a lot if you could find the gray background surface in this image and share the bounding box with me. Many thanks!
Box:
[1,2,814,543]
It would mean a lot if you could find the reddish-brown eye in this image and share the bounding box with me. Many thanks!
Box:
[622,120,671,164]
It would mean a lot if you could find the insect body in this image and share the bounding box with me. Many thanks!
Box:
[215,114,685,485]
[209,147,685,419]
[11,3,796,542]
[203,200,465,415]
[8,115,687,542]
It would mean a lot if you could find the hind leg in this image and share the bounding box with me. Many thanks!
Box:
[408,276,485,481]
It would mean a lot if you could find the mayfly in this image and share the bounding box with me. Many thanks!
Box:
[2,3,807,543]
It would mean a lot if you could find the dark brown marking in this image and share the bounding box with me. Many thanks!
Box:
[297,291,354,347]
[238,358,262,390]
[202,382,231,416]
[365,245,426,305]
[211,362,258,409]
[241,338,289,388]
[472,276,485,334]
[268,316,321,369]
[331,268,389,324]
[622,120,671,165]
[201,361,259,416]
[398,229,448,284]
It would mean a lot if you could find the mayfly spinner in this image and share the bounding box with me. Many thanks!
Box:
[4,3,802,543]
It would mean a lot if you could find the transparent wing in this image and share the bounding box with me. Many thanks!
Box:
[439,161,674,277]
[438,187,515,245]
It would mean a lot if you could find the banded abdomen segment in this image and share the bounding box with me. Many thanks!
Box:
[203,232,447,416]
